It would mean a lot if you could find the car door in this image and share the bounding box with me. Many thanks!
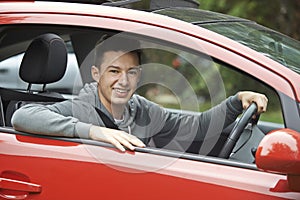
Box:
[2,130,299,200]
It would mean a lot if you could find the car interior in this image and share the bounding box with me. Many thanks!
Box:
[0,24,285,168]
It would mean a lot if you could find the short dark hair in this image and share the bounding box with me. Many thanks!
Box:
[94,35,141,68]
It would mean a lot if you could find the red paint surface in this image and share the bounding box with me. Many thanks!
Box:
[256,128,300,192]
[1,154,285,200]
[256,128,300,174]
[1,132,299,199]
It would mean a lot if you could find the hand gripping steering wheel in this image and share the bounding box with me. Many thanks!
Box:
[219,103,258,159]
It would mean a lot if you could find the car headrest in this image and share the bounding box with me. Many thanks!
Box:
[19,33,67,84]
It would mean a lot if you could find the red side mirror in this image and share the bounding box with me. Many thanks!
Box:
[256,128,300,192]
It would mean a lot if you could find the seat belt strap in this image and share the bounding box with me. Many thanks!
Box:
[94,107,120,130]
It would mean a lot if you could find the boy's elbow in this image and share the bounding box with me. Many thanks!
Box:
[11,108,26,130]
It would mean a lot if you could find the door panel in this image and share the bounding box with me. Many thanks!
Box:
[1,132,298,199]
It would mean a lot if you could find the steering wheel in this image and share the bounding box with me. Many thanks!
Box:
[219,103,258,159]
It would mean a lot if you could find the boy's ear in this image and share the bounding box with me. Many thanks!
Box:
[91,66,100,82]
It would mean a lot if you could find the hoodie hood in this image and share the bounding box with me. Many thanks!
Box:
[78,82,99,107]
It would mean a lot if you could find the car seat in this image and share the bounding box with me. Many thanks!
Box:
[4,33,68,126]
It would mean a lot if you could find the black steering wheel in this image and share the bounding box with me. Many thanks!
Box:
[219,103,258,159]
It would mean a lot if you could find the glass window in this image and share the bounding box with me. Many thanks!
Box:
[136,40,283,124]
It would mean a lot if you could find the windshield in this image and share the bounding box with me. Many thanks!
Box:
[155,8,300,75]
[201,22,300,74]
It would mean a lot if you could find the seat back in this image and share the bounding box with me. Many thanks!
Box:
[4,33,68,126]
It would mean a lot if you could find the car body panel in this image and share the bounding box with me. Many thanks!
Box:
[1,131,299,199]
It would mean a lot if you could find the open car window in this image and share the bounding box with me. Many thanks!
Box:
[136,38,283,125]
[0,24,284,166]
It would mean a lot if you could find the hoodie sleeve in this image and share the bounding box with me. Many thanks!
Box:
[151,94,243,151]
[11,101,92,139]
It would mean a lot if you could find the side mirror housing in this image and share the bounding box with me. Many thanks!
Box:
[256,128,300,192]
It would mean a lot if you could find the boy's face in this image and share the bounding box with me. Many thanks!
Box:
[92,51,141,112]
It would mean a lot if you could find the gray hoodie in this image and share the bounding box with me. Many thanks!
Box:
[12,82,243,151]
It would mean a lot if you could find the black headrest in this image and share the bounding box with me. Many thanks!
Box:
[19,33,67,84]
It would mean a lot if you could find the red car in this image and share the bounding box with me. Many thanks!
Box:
[0,1,299,199]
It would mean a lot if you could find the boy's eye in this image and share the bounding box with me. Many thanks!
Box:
[128,70,138,75]
[109,69,119,74]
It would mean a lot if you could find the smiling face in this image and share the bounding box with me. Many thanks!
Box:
[92,50,141,116]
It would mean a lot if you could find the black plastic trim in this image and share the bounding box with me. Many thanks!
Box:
[278,91,300,132]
